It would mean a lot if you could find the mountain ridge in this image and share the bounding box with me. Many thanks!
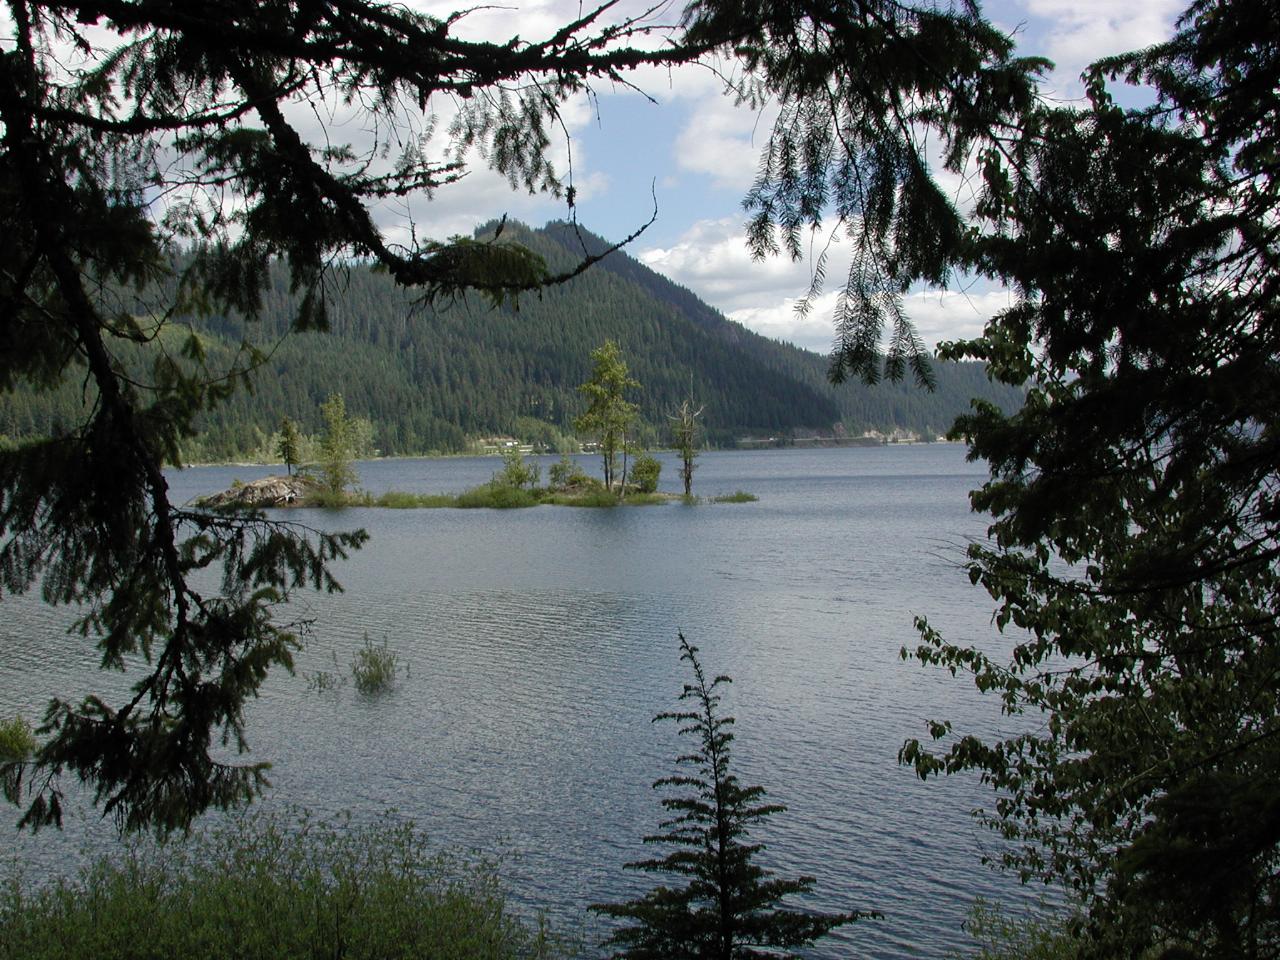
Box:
[0,221,1022,461]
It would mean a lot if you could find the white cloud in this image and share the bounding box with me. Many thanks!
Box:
[728,295,843,354]
[640,218,845,351]
[640,217,830,310]
[405,0,698,87]
[1026,0,1181,60]
[368,161,573,249]
[672,96,774,191]
[268,75,605,248]
[1000,0,1183,97]
[259,4,688,247]
[725,288,1014,355]
[641,219,1016,353]
[902,289,1014,349]
[626,55,744,103]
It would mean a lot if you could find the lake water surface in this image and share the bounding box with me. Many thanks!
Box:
[1,445,1045,957]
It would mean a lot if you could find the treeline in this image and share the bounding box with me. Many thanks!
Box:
[0,222,1023,461]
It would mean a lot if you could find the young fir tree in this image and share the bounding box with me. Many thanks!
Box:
[593,634,874,958]
[276,416,302,476]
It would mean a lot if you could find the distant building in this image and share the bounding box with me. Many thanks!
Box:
[476,436,534,455]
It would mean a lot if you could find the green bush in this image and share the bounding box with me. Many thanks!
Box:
[0,810,567,960]
[351,634,399,695]
[455,484,540,509]
[958,899,1084,960]
[548,454,594,491]
[0,717,35,762]
[494,448,539,490]
[629,453,661,494]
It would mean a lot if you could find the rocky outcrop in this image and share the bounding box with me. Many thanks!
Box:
[195,474,315,509]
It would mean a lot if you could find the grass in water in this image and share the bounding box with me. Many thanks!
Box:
[454,484,539,509]
[710,491,758,503]
[0,716,36,761]
[373,491,456,508]
[0,810,568,960]
[543,488,620,508]
[351,633,399,694]
[306,650,347,693]
[0,716,36,804]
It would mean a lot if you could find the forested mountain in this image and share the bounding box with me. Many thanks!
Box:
[0,221,1021,461]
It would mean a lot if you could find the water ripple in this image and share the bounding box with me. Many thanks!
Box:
[2,446,1045,958]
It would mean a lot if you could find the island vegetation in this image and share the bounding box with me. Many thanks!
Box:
[200,363,751,509]
[200,449,754,511]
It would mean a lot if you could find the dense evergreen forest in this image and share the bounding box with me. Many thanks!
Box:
[0,221,1022,462]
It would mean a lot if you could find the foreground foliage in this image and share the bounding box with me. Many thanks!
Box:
[888,0,1280,955]
[0,811,564,960]
[958,900,1084,960]
[593,634,871,958]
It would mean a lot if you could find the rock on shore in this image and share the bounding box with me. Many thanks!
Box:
[196,474,315,508]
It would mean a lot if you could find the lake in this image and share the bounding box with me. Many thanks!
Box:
[0,444,1046,957]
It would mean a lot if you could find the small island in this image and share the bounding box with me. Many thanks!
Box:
[199,348,757,510]
[196,452,757,511]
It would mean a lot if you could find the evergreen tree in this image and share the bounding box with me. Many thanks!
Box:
[868,1,1280,954]
[593,634,873,958]
[0,231,1023,461]
[276,416,301,476]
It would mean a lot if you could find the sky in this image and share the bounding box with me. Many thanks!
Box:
[7,1,1185,356]
[387,0,1185,355]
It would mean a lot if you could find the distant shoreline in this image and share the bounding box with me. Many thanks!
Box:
[175,439,960,470]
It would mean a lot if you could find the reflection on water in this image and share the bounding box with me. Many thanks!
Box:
[1,445,1039,957]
